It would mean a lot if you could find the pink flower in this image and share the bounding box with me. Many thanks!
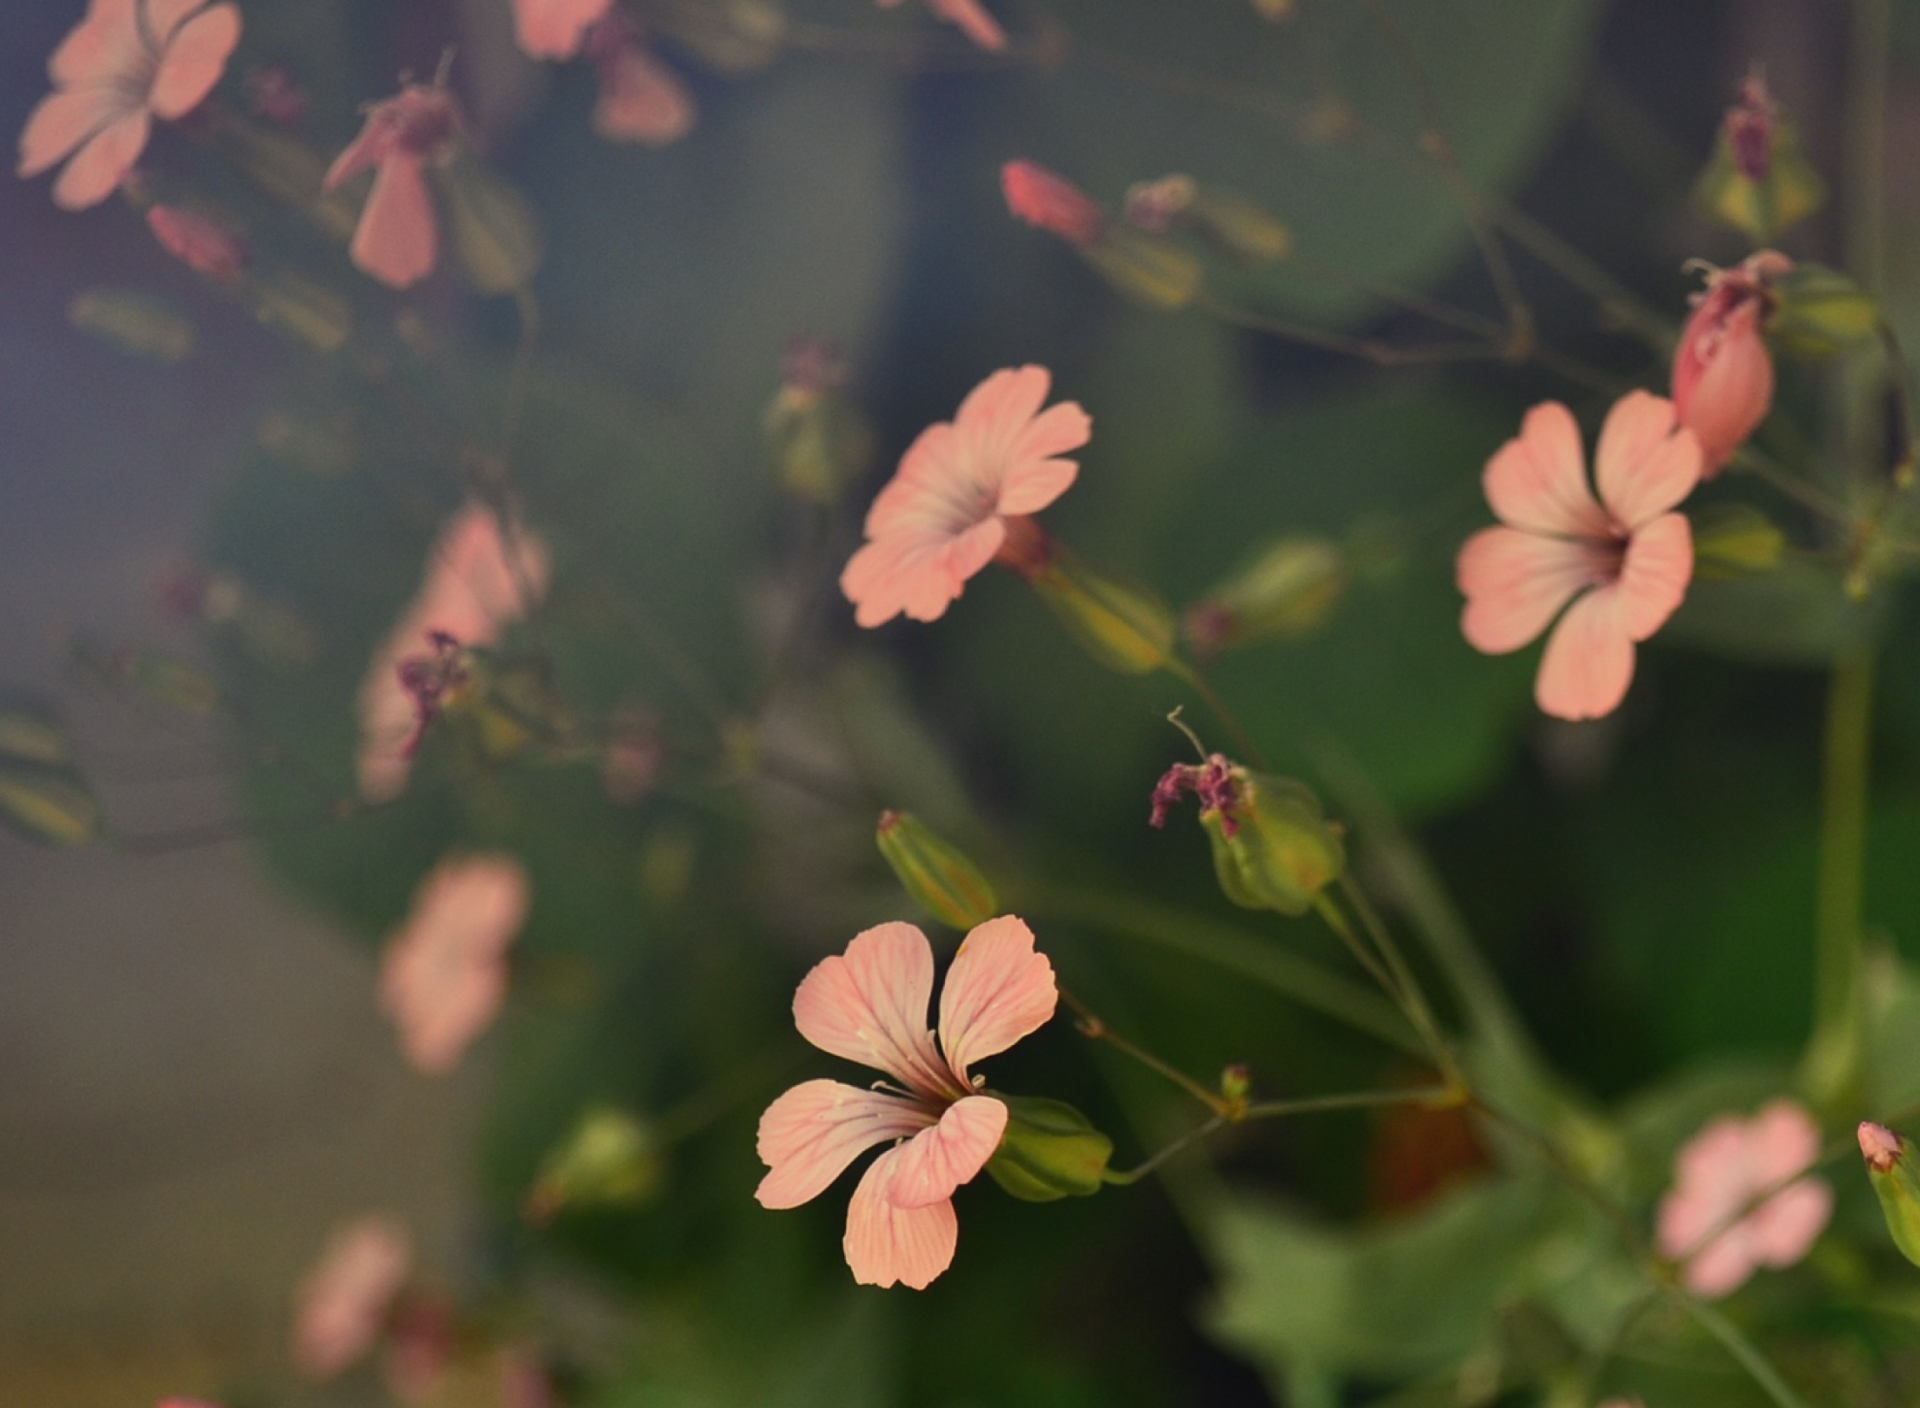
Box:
[324,83,461,290]
[18,0,240,211]
[1456,392,1701,721]
[755,917,1057,1289]
[511,0,613,59]
[1672,251,1790,477]
[357,503,548,801]
[1655,1100,1832,1299]
[582,16,696,146]
[840,365,1090,628]
[146,204,247,283]
[876,0,1007,51]
[1001,160,1106,248]
[380,853,532,1074]
[293,1215,413,1378]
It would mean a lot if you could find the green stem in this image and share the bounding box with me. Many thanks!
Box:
[1240,1085,1448,1121]
[1167,657,1269,770]
[1060,987,1228,1114]
[1102,1114,1228,1185]
[1670,1290,1813,1408]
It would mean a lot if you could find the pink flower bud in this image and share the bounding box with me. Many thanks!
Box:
[1861,1120,1902,1173]
[1726,71,1778,183]
[1001,161,1106,248]
[1672,250,1791,477]
[146,205,248,284]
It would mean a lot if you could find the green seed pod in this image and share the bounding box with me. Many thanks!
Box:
[1183,537,1348,654]
[875,810,998,930]
[984,1095,1114,1202]
[1154,756,1344,917]
[524,1107,664,1224]
[1082,226,1203,312]
[1768,263,1881,358]
[1695,75,1825,242]
[1030,548,1177,676]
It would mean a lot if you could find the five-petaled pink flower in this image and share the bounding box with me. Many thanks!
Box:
[1655,1100,1832,1299]
[324,82,461,289]
[756,917,1057,1289]
[293,1214,413,1378]
[1672,250,1790,477]
[381,853,532,1074]
[18,0,242,211]
[841,365,1090,628]
[357,503,548,801]
[1456,391,1702,721]
[876,0,1007,51]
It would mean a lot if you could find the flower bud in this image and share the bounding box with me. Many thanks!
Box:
[147,205,249,284]
[1127,175,1291,265]
[0,760,100,848]
[1081,226,1203,311]
[875,810,998,929]
[1696,72,1825,241]
[1028,547,1178,675]
[1152,755,1344,916]
[1690,503,1785,578]
[1183,537,1347,655]
[437,148,544,295]
[1768,262,1881,359]
[245,269,351,352]
[524,1107,664,1224]
[984,1094,1114,1201]
[1673,251,1790,476]
[69,288,193,363]
[1860,1121,1920,1267]
[1002,160,1106,248]
[764,338,874,504]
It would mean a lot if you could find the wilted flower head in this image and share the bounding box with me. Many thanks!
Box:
[293,1215,413,1378]
[1655,1099,1832,1298]
[381,853,532,1074]
[756,917,1057,1288]
[1456,392,1701,721]
[18,0,242,210]
[582,15,696,146]
[1672,250,1790,476]
[1001,161,1107,248]
[146,204,248,283]
[324,82,462,289]
[840,365,1089,627]
[876,0,1007,51]
[511,0,613,59]
[1150,753,1243,835]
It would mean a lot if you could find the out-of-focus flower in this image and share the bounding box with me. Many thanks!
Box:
[324,83,461,289]
[582,15,696,146]
[1655,1100,1831,1298]
[1672,250,1791,476]
[876,0,1006,51]
[293,1215,413,1379]
[1697,71,1824,241]
[498,1350,559,1408]
[357,504,548,801]
[1725,70,1775,183]
[384,1295,455,1405]
[146,204,248,283]
[1456,393,1701,721]
[601,705,662,805]
[1001,161,1106,248]
[756,917,1057,1288]
[511,0,613,59]
[244,63,307,125]
[840,365,1089,627]
[18,0,241,210]
[380,853,532,1074]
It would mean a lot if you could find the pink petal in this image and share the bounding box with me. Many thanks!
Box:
[1483,401,1610,538]
[426,503,548,637]
[1748,1101,1822,1184]
[936,914,1057,1082]
[885,1094,1008,1209]
[997,400,1090,515]
[294,1216,412,1378]
[592,41,695,146]
[1593,390,1701,530]
[512,0,613,59]
[753,1079,933,1210]
[17,87,123,179]
[1534,582,1634,721]
[145,0,214,43]
[351,155,439,289]
[926,0,1007,50]
[51,106,149,210]
[953,366,1053,491]
[899,514,1004,623]
[1456,526,1608,655]
[842,1146,958,1289]
[380,855,531,1074]
[148,2,241,121]
[863,423,963,540]
[1616,513,1692,641]
[792,922,958,1098]
[1682,1231,1757,1299]
[1747,1178,1833,1267]
[48,0,139,87]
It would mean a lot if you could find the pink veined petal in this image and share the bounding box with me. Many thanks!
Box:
[1616,513,1693,642]
[351,155,439,289]
[865,423,965,539]
[17,86,125,178]
[1456,526,1609,655]
[792,921,956,1098]
[1594,391,1702,530]
[841,534,923,628]
[1483,401,1611,538]
[843,1146,959,1289]
[512,0,614,59]
[953,366,1053,490]
[927,0,1008,50]
[885,1094,1009,1210]
[425,503,548,641]
[148,2,241,120]
[51,106,149,210]
[754,1079,935,1210]
[937,914,1057,1082]
[1683,310,1774,477]
[1682,1229,1758,1299]
[49,0,140,87]
[144,0,213,45]
[1747,1179,1833,1268]
[1534,582,1635,721]
[899,514,1004,623]
[996,401,1091,515]
[592,42,696,146]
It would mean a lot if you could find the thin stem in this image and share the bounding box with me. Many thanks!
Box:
[1488,200,1675,355]
[1287,247,1510,342]
[1669,1290,1813,1408]
[1314,888,1461,1091]
[1102,1114,1229,1185]
[1730,443,1860,526]
[1879,321,1919,486]
[1061,987,1228,1114]
[1166,657,1269,770]
[1309,890,1401,1003]
[1573,1291,1655,1408]
[1240,1084,1448,1121]
[1195,290,1505,368]
[1337,874,1463,1088]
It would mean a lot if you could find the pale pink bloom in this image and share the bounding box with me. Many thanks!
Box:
[875,0,1007,50]
[840,365,1090,628]
[1672,251,1790,476]
[380,853,532,1074]
[511,0,613,59]
[324,84,461,290]
[1860,1120,1902,1173]
[1655,1100,1832,1299]
[293,1215,413,1379]
[1001,160,1106,248]
[146,204,247,283]
[18,0,240,211]
[357,504,548,801]
[583,18,696,146]
[1456,392,1701,721]
[756,917,1057,1289]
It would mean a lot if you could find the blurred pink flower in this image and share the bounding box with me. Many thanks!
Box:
[293,1215,413,1378]
[1673,251,1789,477]
[146,204,247,283]
[876,0,1007,51]
[583,17,696,146]
[756,916,1057,1289]
[384,1294,455,1405]
[1655,1100,1832,1299]
[1456,392,1701,721]
[357,504,548,801]
[18,0,241,211]
[381,853,532,1074]
[602,705,662,805]
[498,1350,559,1408]
[840,365,1089,628]
[324,83,461,289]
[1001,160,1106,248]
[511,0,613,59]
[244,63,307,125]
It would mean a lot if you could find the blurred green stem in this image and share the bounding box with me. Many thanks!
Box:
[1060,986,1230,1113]
[1313,883,1462,1091]
[1670,1291,1812,1408]
[1166,657,1269,769]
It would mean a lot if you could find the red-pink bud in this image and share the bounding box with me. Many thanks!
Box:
[146,205,249,284]
[1001,160,1107,248]
[1672,250,1791,476]
[1861,1120,1902,1174]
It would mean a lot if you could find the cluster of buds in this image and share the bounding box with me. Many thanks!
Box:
[1124,173,1291,265]
[1001,160,1202,311]
[1151,752,1345,916]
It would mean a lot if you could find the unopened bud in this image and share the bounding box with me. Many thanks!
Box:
[764,338,874,504]
[69,288,193,363]
[1860,1121,1920,1267]
[1002,160,1106,248]
[147,205,249,284]
[524,1107,664,1224]
[876,810,998,929]
[245,269,351,352]
[1769,262,1881,358]
[1082,226,1203,311]
[1029,547,1177,675]
[1153,755,1344,916]
[984,1095,1114,1201]
[1220,1064,1252,1104]
[438,148,544,295]
[1128,175,1290,265]
[1690,504,1785,578]
[1183,537,1346,655]
[1696,71,1825,241]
